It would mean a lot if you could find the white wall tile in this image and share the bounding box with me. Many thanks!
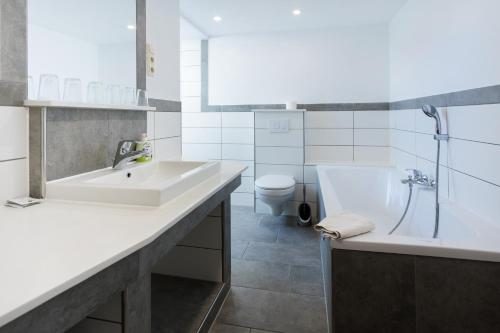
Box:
[305,129,353,146]
[222,112,254,128]
[449,170,500,227]
[231,192,254,207]
[391,148,417,172]
[256,164,304,183]
[304,165,318,184]
[305,111,352,128]
[181,51,201,66]
[222,128,254,144]
[222,144,254,161]
[305,146,353,164]
[235,176,254,193]
[182,97,201,113]
[155,137,182,161]
[255,112,303,129]
[447,104,500,145]
[180,66,201,83]
[0,107,28,161]
[415,133,448,165]
[391,129,416,154]
[255,129,303,147]
[256,147,303,165]
[293,183,318,202]
[354,146,391,162]
[182,112,221,127]
[155,112,181,139]
[447,139,500,186]
[181,82,201,98]
[354,129,390,146]
[182,143,221,160]
[394,109,416,131]
[354,111,390,128]
[0,159,28,201]
[183,128,221,144]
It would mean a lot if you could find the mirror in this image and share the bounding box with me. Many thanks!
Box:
[27,0,137,102]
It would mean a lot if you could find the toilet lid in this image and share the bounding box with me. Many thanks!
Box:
[255,175,295,190]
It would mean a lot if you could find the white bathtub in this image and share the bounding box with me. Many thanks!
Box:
[317,164,500,262]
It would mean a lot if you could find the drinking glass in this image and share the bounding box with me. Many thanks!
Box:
[63,78,82,102]
[38,74,60,100]
[27,76,35,100]
[121,87,137,105]
[136,89,149,106]
[106,84,122,105]
[87,81,105,104]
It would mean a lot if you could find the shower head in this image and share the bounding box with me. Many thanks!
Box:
[421,104,442,134]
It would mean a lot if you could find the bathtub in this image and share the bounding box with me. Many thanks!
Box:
[317,164,500,262]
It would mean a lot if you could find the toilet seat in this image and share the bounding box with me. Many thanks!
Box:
[255,175,295,190]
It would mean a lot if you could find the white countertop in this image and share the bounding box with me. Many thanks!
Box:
[0,162,245,327]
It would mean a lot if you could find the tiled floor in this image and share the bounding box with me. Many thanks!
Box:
[211,206,327,333]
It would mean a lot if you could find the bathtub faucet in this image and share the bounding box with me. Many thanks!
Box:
[403,169,435,188]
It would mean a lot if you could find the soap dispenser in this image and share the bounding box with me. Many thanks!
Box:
[135,133,153,162]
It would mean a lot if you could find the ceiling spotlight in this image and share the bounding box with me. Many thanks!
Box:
[127,24,136,30]
[213,16,222,22]
[292,9,301,16]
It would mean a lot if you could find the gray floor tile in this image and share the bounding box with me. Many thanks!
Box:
[218,286,327,333]
[274,216,320,248]
[232,240,249,259]
[232,259,291,292]
[232,217,279,243]
[289,265,324,296]
[250,330,280,333]
[210,323,251,333]
[243,242,321,267]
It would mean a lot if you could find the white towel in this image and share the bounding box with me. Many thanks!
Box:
[314,211,375,239]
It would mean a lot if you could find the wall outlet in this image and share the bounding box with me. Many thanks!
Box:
[269,119,289,133]
[147,43,155,77]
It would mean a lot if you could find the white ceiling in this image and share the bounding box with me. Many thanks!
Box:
[28,0,136,44]
[181,0,408,37]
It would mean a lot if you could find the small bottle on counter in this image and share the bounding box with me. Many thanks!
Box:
[135,133,153,162]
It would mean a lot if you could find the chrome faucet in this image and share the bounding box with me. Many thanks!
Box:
[403,169,435,188]
[112,140,147,170]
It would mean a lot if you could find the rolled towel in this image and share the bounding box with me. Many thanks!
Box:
[314,211,375,239]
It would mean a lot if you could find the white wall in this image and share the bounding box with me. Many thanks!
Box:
[146,0,181,101]
[389,0,500,101]
[208,25,389,105]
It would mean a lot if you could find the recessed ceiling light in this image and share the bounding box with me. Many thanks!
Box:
[293,9,302,16]
[127,24,136,30]
[213,16,222,22]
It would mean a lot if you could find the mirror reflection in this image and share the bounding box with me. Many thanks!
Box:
[27,0,137,102]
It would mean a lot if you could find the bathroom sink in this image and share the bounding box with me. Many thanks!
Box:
[46,161,221,206]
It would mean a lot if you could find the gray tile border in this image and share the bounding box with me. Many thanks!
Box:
[390,84,500,110]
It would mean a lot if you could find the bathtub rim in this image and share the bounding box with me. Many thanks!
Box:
[316,163,500,263]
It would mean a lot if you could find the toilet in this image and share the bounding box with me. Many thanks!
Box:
[255,175,296,216]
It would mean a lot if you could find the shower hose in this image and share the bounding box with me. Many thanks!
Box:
[389,182,413,235]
